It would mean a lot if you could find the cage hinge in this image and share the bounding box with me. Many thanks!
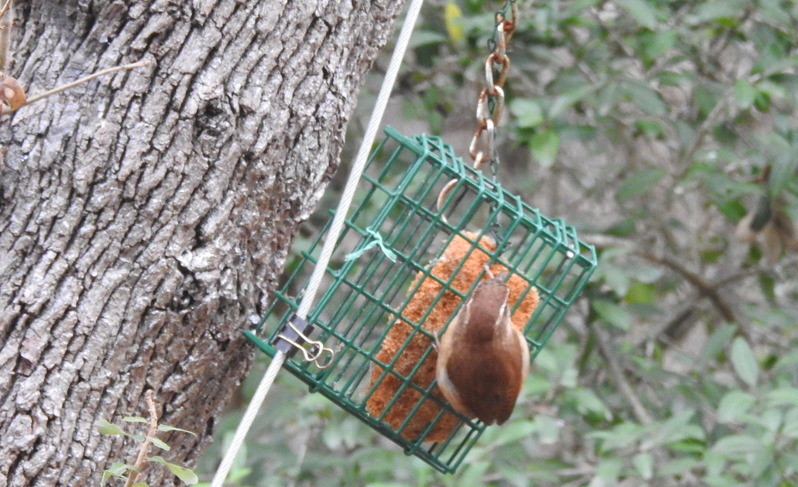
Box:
[271,314,334,369]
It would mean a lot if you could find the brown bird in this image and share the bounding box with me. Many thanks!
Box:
[435,276,530,425]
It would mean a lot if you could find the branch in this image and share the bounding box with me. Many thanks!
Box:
[0,0,12,72]
[0,0,11,20]
[584,234,738,322]
[590,323,654,425]
[712,254,798,289]
[4,59,149,114]
[125,391,159,487]
[637,251,739,325]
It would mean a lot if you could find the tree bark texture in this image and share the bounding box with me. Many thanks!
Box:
[0,0,405,485]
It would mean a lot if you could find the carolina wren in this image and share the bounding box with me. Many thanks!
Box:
[435,276,529,425]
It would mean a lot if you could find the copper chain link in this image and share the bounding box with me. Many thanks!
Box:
[437,0,518,230]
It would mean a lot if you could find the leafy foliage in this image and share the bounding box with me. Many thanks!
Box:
[96,414,198,486]
[199,0,798,485]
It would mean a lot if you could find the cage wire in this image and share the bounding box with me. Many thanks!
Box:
[245,126,597,473]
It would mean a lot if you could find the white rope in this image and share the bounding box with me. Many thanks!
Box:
[297,0,425,318]
[211,0,425,484]
[211,351,285,487]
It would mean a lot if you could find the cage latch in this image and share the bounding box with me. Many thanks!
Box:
[271,314,335,369]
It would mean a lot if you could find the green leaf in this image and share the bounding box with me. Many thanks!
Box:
[617,168,667,201]
[623,81,667,115]
[754,89,771,111]
[549,84,596,118]
[158,424,197,436]
[587,422,644,451]
[782,407,798,438]
[408,31,448,49]
[597,83,621,115]
[149,456,199,485]
[702,324,736,361]
[95,420,128,436]
[624,280,657,305]
[592,299,632,330]
[595,248,633,296]
[768,155,796,197]
[102,463,135,487]
[765,387,798,407]
[532,415,564,444]
[133,483,149,487]
[703,450,726,478]
[458,461,490,487]
[733,80,757,109]
[122,416,148,423]
[667,437,706,454]
[569,387,611,420]
[635,119,663,139]
[633,452,654,480]
[712,434,762,456]
[638,30,676,65]
[641,410,702,449]
[530,130,560,167]
[147,436,171,451]
[759,273,777,302]
[491,420,537,446]
[511,99,545,128]
[731,337,759,387]
[755,408,783,433]
[659,457,701,477]
[688,0,747,25]
[593,457,623,485]
[615,0,658,28]
[717,390,756,423]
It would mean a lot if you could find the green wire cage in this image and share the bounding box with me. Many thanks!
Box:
[245,126,597,473]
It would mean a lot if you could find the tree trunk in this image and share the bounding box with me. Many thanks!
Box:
[0,0,405,485]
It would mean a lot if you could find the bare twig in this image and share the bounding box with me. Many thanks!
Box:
[638,251,739,325]
[583,234,738,320]
[712,255,798,289]
[0,0,12,72]
[4,59,149,114]
[590,323,654,425]
[125,391,159,487]
[0,0,12,21]
[0,0,10,19]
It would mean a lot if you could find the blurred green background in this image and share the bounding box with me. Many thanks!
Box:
[197,1,798,485]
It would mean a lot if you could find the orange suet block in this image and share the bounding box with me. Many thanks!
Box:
[365,232,539,442]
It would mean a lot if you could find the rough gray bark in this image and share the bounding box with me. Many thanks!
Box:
[0,0,406,485]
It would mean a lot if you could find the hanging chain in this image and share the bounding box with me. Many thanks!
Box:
[438,0,518,244]
[471,0,517,173]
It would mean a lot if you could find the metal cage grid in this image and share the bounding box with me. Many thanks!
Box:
[244,126,597,473]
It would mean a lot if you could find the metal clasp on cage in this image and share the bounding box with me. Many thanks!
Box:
[271,314,335,369]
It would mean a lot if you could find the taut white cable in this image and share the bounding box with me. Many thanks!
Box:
[297,0,425,319]
[211,351,285,487]
[211,0,425,484]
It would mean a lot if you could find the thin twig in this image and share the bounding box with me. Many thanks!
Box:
[583,234,738,320]
[0,0,12,21]
[5,59,149,113]
[712,255,798,289]
[590,323,654,425]
[125,391,159,487]
[638,251,739,325]
[0,0,12,72]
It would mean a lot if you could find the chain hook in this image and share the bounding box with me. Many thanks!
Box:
[436,0,518,237]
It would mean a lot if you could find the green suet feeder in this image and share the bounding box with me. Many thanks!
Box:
[245,126,596,473]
